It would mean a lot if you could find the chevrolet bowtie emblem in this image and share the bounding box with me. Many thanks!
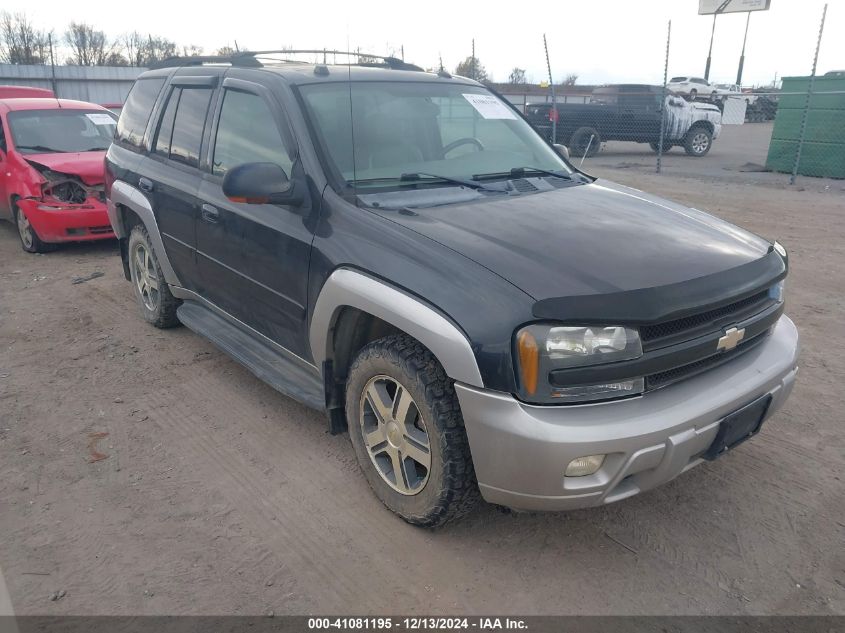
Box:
[717,326,746,352]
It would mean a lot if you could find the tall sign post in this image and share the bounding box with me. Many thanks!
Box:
[699,0,771,84]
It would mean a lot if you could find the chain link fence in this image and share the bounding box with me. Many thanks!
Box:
[506,10,842,188]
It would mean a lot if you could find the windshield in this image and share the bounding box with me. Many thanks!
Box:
[8,109,116,154]
[299,81,572,190]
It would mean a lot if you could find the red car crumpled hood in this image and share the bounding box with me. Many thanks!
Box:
[23,151,106,186]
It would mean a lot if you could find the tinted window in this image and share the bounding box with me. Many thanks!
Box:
[212,90,292,176]
[670,77,687,82]
[116,77,165,149]
[169,88,212,168]
[153,87,180,157]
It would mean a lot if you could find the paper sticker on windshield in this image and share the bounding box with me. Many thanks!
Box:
[462,93,517,120]
[85,113,116,126]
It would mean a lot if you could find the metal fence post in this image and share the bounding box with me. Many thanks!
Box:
[657,20,671,174]
[791,3,827,186]
[543,34,556,144]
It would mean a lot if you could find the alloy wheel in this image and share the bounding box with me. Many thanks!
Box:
[359,375,431,495]
[133,243,160,312]
[691,132,710,154]
[17,210,33,250]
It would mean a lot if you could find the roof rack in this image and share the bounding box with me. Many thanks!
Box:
[150,50,424,72]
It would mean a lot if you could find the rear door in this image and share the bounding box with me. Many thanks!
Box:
[144,76,217,289]
[195,76,314,357]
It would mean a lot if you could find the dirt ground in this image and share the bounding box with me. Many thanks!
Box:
[0,169,843,616]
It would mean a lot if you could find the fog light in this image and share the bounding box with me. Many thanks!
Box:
[565,454,606,477]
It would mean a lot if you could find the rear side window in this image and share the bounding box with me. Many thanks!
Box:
[212,90,292,176]
[116,77,165,149]
[168,88,212,168]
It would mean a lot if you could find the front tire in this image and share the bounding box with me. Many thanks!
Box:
[14,204,54,254]
[128,225,180,328]
[345,334,480,527]
[684,126,713,157]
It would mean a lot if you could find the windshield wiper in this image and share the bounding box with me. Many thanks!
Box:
[473,167,574,181]
[353,172,506,193]
[15,144,66,153]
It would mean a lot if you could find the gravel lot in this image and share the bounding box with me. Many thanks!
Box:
[0,168,843,616]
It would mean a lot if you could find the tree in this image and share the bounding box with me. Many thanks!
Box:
[143,35,177,64]
[121,32,177,66]
[64,22,123,65]
[562,73,578,86]
[215,46,236,56]
[181,44,203,57]
[0,12,50,64]
[454,56,488,83]
[508,67,527,84]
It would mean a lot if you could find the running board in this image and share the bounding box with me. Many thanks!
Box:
[176,301,325,411]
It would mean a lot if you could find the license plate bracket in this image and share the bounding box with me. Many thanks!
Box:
[703,394,772,461]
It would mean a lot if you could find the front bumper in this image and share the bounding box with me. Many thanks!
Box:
[456,315,799,511]
[18,198,114,243]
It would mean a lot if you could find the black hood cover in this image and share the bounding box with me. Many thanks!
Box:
[369,180,776,316]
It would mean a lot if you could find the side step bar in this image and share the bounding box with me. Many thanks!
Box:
[176,301,325,411]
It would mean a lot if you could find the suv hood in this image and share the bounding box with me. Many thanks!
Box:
[22,151,106,186]
[368,180,771,301]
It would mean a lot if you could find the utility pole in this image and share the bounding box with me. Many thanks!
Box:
[736,11,751,86]
[543,34,556,143]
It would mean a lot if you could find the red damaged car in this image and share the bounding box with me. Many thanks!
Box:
[0,97,117,252]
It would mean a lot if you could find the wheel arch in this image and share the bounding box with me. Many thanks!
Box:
[310,268,484,433]
[108,180,181,286]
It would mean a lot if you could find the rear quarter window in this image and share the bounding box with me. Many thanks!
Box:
[116,77,166,150]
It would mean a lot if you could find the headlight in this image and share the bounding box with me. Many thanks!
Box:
[516,324,643,404]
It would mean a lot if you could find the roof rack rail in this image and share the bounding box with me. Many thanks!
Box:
[150,50,424,71]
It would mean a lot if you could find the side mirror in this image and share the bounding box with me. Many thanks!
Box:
[553,143,570,160]
[222,162,303,206]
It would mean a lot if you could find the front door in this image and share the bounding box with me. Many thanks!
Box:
[195,79,315,358]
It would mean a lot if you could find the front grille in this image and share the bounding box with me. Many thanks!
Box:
[640,289,773,349]
[646,330,769,391]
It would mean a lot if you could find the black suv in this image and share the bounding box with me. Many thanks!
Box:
[105,51,798,527]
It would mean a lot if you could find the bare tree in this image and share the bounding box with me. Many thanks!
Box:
[122,31,146,66]
[64,22,124,65]
[181,44,203,57]
[562,73,578,86]
[143,35,177,65]
[0,12,50,64]
[215,46,237,56]
[508,67,527,84]
[455,56,488,83]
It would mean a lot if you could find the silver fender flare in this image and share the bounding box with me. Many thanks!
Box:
[309,268,484,388]
[107,180,181,286]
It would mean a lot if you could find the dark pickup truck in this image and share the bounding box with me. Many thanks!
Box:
[526,84,722,157]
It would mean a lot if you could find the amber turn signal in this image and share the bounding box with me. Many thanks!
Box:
[517,330,540,395]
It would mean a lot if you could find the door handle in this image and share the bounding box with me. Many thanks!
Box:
[138,177,154,193]
[201,203,220,223]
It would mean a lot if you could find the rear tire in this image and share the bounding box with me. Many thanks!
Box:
[683,126,713,157]
[128,224,180,328]
[569,126,601,158]
[345,334,480,527]
[14,204,55,254]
